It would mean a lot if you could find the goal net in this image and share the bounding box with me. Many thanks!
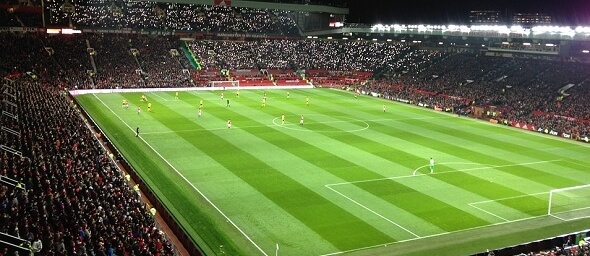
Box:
[208,80,239,88]
[548,184,590,221]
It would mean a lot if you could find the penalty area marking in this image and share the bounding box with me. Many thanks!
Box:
[92,94,269,256]
[322,159,562,255]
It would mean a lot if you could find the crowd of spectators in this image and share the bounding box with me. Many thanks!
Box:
[189,39,409,71]
[41,34,95,89]
[45,0,301,36]
[1,78,173,254]
[2,30,590,254]
[129,35,193,88]
[2,32,589,137]
[365,52,590,137]
[1,32,197,89]
[242,0,347,7]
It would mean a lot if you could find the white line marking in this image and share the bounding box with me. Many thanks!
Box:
[468,203,510,221]
[327,160,561,187]
[271,117,370,133]
[92,94,268,256]
[549,206,590,222]
[150,92,170,101]
[141,116,453,135]
[470,192,548,205]
[322,160,562,256]
[412,162,487,176]
[142,125,274,134]
[562,160,590,169]
[549,214,567,221]
[319,214,546,256]
[324,185,420,238]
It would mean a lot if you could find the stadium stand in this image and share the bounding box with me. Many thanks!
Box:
[45,0,301,35]
[1,77,174,254]
[365,52,590,139]
[241,0,347,7]
[2,5,590,250]
[1,30,589,137]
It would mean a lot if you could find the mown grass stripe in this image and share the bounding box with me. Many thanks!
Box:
[167,96,395,250]
[77,94,239,256]
[198,94,493,233]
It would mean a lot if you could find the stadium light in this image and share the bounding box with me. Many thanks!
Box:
[460,26,471,33]
[532,25,575,37]
[471,25,510,34]
[523,42,531,46]
[342,37,348,40]
[393,24,407,31]
[438,42,443,45]
[465,43,469,46]
[386,39,392,42]
[545,43,555,47]
[502,42,509,45]
[307,36,313,39]
[62,28,81,34]
[510,25,529,35]
[312,36,318,39]
[327,36,333,39]
[583,50,589,53]
[400,39,406,42]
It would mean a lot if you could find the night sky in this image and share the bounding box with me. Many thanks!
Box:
[346,0,590,25]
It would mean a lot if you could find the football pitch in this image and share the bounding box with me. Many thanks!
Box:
[76,88,590,256]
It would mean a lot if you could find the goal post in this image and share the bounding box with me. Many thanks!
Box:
[208,80,239,88]
[548,184,590,220]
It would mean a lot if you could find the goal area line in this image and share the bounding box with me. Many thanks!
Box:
[322,159,590,256]
[549,206,590,221]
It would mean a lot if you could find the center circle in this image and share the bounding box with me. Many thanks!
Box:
[272,115,370,133]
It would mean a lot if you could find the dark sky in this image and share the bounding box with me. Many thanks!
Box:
[347,0,590,25]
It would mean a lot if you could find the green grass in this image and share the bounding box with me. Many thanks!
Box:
[75,88,590,256]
